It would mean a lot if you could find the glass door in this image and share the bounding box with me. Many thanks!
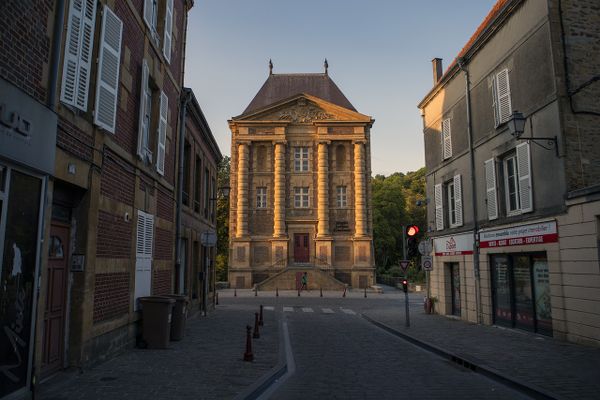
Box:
[491,255,513,327]
[513,256,535,331]
[450,263,461,316]
[532,256,552,335]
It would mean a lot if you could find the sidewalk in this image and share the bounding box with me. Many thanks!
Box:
[364,300,600,400]
[38,305,280,400]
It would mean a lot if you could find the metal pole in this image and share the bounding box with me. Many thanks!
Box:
[405,290,410,328]
[402,225,407,260]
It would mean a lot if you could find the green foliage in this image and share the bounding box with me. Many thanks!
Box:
[216,156,230,281]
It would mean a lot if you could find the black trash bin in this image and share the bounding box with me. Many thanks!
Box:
[165,295,189,341]
[139,296,175,349]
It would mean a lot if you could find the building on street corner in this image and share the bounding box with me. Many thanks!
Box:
[418,0,600,346]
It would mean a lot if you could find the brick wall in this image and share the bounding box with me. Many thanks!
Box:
[101,150,136,205]
[157,188,174,222]
[154,226,173,260]
[93,272,130,323]
[57,117,94,162]
[97,210,132,258]
[152,268,171,295]
[0,0,52,103]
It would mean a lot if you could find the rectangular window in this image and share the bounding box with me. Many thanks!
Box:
[447,181,456,226]
[143,0,160,43]
[194,155,201,213]
[294,147,309,172]
[294,187,309,208]
[501,143,532,216]
[182,141,191,206]
[336,186,347,208]
[204,168,210,218]
[256,187,267,208]
[504,154,520,214]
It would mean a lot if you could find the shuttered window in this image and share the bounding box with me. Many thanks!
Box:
[137,59,150,160]
[60,0,97,111]
[434,183,444,231]
[163,0,174,63]
[516,142,533,213]
[453,174,463,227]
[492,69,512,127]
[442,118,452,160]
[94,6,122,133]
[484,158,499,220]
[156,91,168,175]
[135,211,154,309]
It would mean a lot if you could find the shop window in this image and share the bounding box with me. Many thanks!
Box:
[294,187,309,208]
[294,147,309,172]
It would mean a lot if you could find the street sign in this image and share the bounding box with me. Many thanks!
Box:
[200,230,217,247]
[399,260,410,274]
[418,240,432,255]
[421,256,433,271]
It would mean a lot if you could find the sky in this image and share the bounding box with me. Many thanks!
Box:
[184,0,497,176]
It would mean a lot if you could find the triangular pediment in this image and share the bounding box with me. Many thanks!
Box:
[232,94,372,123]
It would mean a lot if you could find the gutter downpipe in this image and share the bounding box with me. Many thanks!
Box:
[175,88,193,294]
[458,57,482,325]
[48,0,65,109]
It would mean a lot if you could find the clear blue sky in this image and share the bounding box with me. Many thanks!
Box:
[184,0,497,176]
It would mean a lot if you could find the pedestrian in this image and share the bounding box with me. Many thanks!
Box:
[301,272,308,292]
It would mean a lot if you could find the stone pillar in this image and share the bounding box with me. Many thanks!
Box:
[354,141,367,237]
[317,141,330,237]
[273,141,286,237]
[236,142,250,238]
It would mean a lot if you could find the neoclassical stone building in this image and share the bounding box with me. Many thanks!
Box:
[228,66,375,289]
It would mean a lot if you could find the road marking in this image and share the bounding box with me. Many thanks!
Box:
[283,307,294,312]
[322,308,334,314]
[264,306,274,311]
[302,307,314,313]
[341,308,356,315]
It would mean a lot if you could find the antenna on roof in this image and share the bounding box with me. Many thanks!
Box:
[324,58,328,75]
[269,59,273,75]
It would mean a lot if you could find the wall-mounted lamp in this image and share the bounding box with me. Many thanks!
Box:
[507,111,558,156]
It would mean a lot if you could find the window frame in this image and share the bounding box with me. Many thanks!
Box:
[447,181,456,227]
[256,187,267,209]
[503,153,521,216]
[294,147,310,172]
[336,186,347,208]
[294,187,309,208]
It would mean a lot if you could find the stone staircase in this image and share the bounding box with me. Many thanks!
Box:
[255,266,347,291]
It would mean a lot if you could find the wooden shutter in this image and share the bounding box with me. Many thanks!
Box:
[516,142,533,213]
[442,118,452,159]
[143,0,153,28]
[496,69,512,124]
[163,0,174,63]
[484,158,499,220]
[94,5,122,133]
[137,59,149,158]
[60,0,97,111]
[156,91,168,175]
[453,174,463,227]
[434,183,444,231]
[491,75,500,127]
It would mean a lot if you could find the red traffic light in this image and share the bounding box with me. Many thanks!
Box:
[402,279,408,285]
[406,225,419,237]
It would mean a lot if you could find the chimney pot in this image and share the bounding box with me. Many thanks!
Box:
[432,58,443,85]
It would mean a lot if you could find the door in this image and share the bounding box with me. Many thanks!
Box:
[293,233,309,263]
[41,224,69,377]
[513,255,535,331]
[449,263,461,316]
[491,255,513,327]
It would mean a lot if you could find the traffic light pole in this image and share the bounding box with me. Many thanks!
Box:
[402,226,410,327]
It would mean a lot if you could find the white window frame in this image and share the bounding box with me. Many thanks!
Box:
[447,181,456,227]
[503,154,521,215]
[336,186,347,208]
[256,187,267,208]
[294,187,309,208]
[294,147,309,172]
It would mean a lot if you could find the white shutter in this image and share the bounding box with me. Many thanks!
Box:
[516,142,533,213]
[144,213,154,258]
[453,174,463,227]
[137,59,149,158]
[156,91,168,175]
[136,211,146,258]
[60,0,97,111]
[143,0,153,28]
[442,118,452,159]
[135,211,153,309]
[484,158,499,220]
[434,183,444,231]
[94,6,123,133]
[163,0,174,63]
[496,69,512,124]
[491,75,500,127]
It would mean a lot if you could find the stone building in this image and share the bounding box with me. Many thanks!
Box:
[418,0,600,346]
[228,64,375,290]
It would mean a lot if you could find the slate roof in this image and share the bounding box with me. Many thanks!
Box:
[242,73,356,115]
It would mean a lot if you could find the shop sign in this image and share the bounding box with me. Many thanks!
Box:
[433,232,474,256]
[480,221,557,249]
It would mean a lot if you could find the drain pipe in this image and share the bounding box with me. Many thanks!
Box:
[47,0,65,109]
[175,88,193,294]
[458,58,482,325]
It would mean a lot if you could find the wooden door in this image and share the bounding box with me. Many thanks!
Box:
[41,224,69,377]
[293,233,309,263]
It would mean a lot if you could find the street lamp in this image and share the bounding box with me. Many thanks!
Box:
[507,111,558,156]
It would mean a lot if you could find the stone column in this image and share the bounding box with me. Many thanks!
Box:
[273,141,286,237]
[236,142,250,238]
[354,141,367,237]
[317,141,330,237]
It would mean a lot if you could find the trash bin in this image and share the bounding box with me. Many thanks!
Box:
[165,294,189,341]
[139,296,175,349]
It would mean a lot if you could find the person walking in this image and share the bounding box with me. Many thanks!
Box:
[300,272,308,292]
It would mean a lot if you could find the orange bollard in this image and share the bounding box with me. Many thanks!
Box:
[259,305,264,326]
[243,325,253,362]
[253,312,260,339]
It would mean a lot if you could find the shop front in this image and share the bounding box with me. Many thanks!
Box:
[480,221,557,336]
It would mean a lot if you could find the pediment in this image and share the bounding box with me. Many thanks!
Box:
[233,94,371,123]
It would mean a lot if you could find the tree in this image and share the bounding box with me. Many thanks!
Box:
[215,156,230,282]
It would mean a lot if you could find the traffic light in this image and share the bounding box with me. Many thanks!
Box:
[406,225,420,258]
[402,279,408,293]
[406,225,419,237]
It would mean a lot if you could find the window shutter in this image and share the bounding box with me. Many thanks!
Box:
[453,174,463,227]
[163,0,174,63]
[144,213,154,258]
[491,75,500,127]
[442,118,452,159]
[156,91,168,175]
[434,183,444,231]
[496,69,512,124]
[484,158,499,220]
[136,211,146,258]
[137,59,149,158]
[143,0,153,28]
[94,6,122,133]
[60,0,97,111]
[516,142,533,213]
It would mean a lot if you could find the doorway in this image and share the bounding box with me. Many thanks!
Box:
[293,233,309,263]
[448,263,461,316]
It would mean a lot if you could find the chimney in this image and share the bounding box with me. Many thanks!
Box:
[432,58,443,85]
